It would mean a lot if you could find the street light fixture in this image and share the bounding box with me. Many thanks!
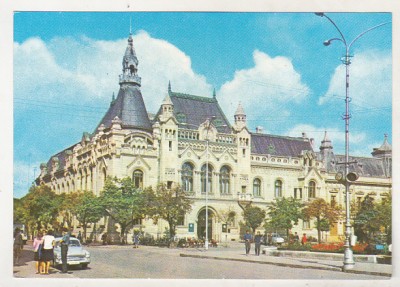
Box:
[315,12,390,271]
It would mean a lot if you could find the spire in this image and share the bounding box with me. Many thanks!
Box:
[213,88,216,98]
[119,33,141,86]
[168,81,172,93]
[320,131,333,150]
[234,102,246,129]
[372,134,392,157]
[235,102,245,116]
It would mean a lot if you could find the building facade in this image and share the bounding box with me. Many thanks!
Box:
[36,34,392,243]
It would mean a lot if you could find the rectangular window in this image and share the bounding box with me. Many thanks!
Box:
[294,188,302,199]
[357,197,362,209]
[303,220,310,229]
[169,141,172,151]
[177,212,185,226]
[242,148,246,157]
[167,181,173,189]
[241,186,246,193]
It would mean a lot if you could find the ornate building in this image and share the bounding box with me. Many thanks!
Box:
[36,34,392,243]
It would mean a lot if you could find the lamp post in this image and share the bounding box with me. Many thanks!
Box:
[204,116,216,250]
[315,12,390,271]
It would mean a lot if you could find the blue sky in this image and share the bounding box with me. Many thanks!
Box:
[13,12,392,198]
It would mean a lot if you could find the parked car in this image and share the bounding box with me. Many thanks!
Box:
[53,237,90,269]
[271,233,285,244]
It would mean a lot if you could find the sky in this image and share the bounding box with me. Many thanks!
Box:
[12,11,392,198]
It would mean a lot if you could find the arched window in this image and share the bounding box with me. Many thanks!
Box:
[201,164,213,194]
[253,178,261,197]
[133,169,143,189]
[308,181,316,198]
[275,180,282,198]
[181,162,194,192]
[219,166,231,194]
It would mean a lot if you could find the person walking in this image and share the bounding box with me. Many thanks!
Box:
[33,231,44,273]
[60,229,71,273]
[41,230,55,274]
[294,232,300,243]
[13,228,24,266]
[254,231,262,256]
[243,230,252,256]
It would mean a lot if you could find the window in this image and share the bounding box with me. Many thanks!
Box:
[331,195,337,207]
[181,162,194,192]
[133,169,143,189]
[303,220,311,229]
[169,141,172,151]
[201,164,213,193]
[357,197,362,209]
[308,181,316,198]
[275,180,282,198]
[177,211,185,226]
[294,188,302,199]
[253,178,261,197]
[219,166,231,194]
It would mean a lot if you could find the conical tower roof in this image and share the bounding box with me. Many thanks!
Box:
[95,34,152,132]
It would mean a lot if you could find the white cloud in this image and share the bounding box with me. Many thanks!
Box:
[319,50,391,107]
[217,50,311,122]
[14,32,213,114]
[286,124,366,153]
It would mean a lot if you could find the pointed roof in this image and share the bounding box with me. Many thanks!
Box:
[320,131,333,150]
[162,94,173,106]
[235,102,245,116]
[95,85,152,132]
[372,134,392,157]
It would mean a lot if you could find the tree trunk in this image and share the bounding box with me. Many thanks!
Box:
[317,217,321,244]
[120,225,126,244]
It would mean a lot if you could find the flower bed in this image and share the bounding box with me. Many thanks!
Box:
[310,242,369,254]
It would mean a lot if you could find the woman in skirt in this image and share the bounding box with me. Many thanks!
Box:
[41,230,55,274]
[32,231,43,274]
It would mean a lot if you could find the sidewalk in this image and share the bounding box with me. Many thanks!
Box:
[179,242,392,277]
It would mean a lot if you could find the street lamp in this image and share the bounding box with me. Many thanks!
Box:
[315,12,390,271]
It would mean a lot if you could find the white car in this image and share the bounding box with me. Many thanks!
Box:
[53,237,91,269]
[271,233,285,244]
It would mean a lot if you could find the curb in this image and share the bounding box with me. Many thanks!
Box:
[179,253,391,277]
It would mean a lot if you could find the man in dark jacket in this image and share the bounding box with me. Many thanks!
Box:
[60,229,71,273]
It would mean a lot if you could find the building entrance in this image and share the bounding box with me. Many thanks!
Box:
[197,209,213,240]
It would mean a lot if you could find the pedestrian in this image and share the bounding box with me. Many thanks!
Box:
[294,232,300,243]
[13,228,24,266]
[77,231,82,242]
[60,228,71,273]
[33,231,44,273]
[254,231,262,256]
[101,233,107,245]
[133,233,140,248]
[41,230,55,274]
[243,230,252,256]
[301,233,307,245]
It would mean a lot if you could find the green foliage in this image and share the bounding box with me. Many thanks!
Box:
[74,191,104,242]
[99,177,143,244]
[142,184,193,238]
[354,194,391,244]
[265,197,303,238]
[242,205,266,233]
[22,185,61,231]
[302,198,341,244]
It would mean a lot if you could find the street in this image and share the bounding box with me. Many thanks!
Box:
[13,243,388,279]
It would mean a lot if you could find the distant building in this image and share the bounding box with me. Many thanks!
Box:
[36,34,392,243]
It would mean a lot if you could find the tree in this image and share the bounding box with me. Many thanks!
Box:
[354,195,389,244]
[242,205,266,234]
[375,194,392,245]
[74,191,104,243]
[218,206,236,229]
[302,198,342,243]
[265,197,304,239]
[23,185,61,231]
[100,177,143,244]
[58,191,81,229]
[143,184,193,239]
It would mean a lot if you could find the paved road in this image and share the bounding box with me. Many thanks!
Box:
[13,243,387,279]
